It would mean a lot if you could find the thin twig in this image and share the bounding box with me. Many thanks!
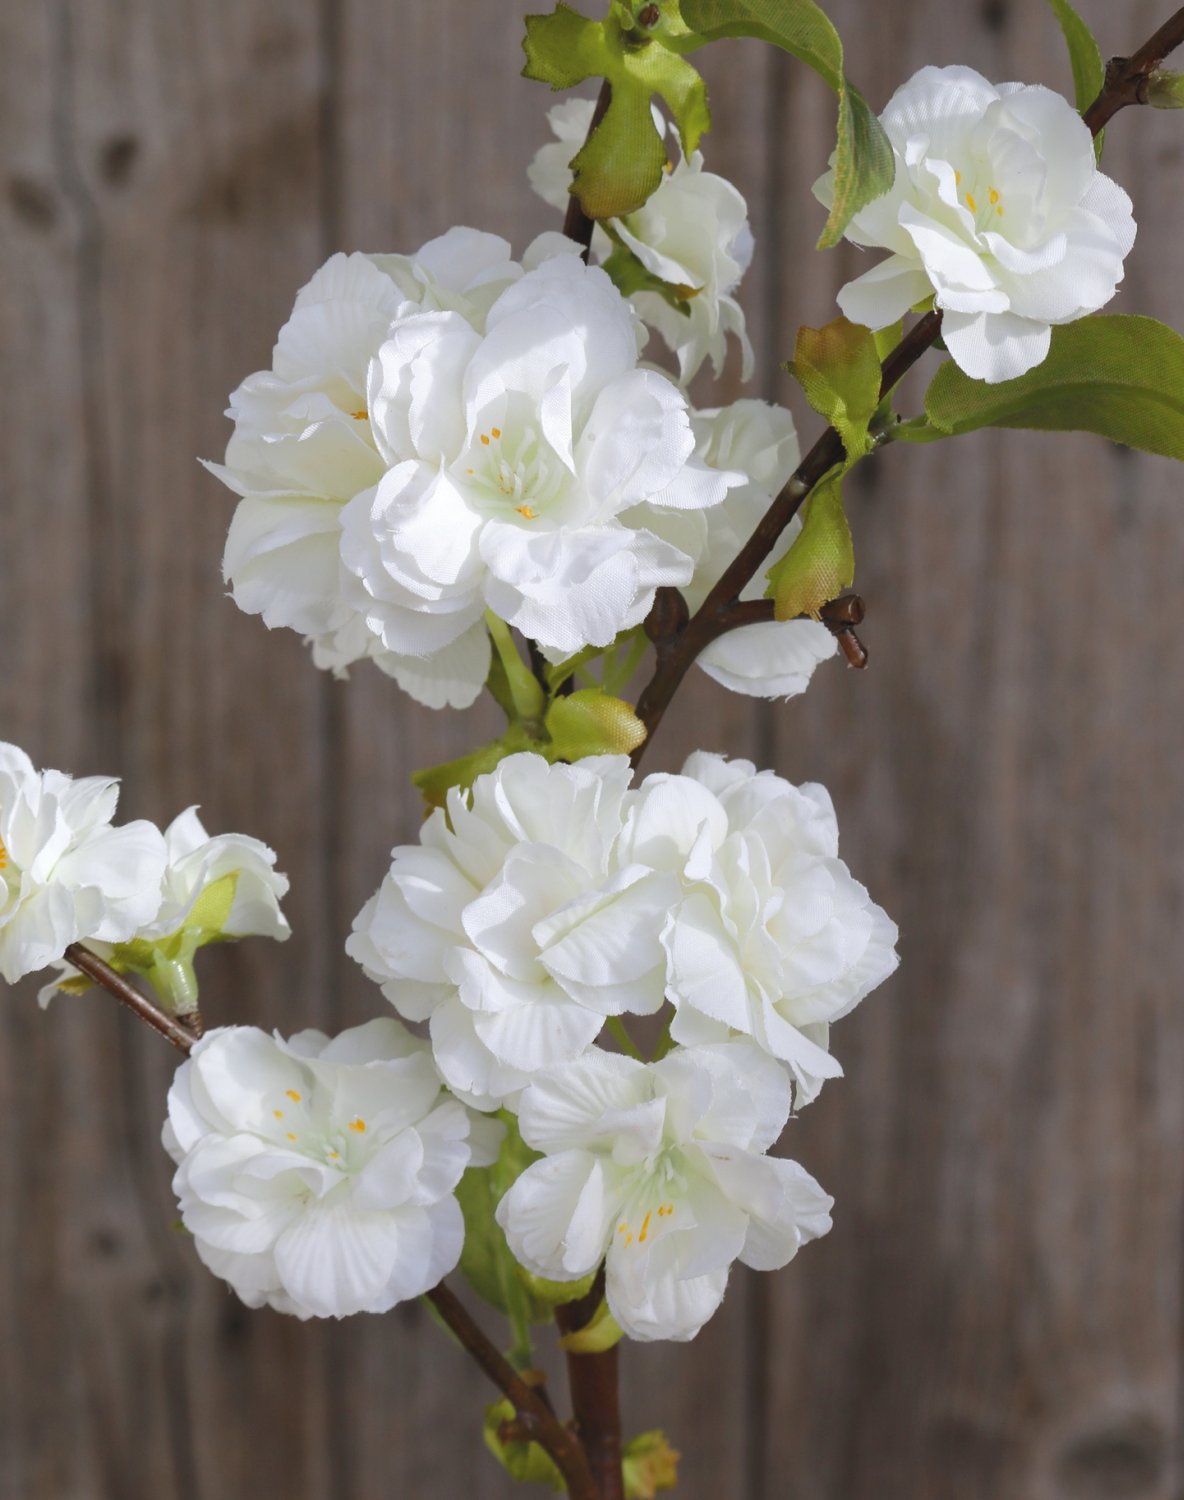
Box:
[629,5,1184,770]
[426,1283,599,1500]
[64,943,197,1053]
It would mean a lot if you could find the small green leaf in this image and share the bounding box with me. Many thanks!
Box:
[483,1400,566,1491]
[545,688,647,761]
[183,872,239,939]
[623,1430,681,1498]
[523,5,711,219]
[558,1296,624,1354]
[1044,0,1105,158]
[680,0,894,245]
[904,315,1184,461]
[765,465,854,621]
[486,613,545,725]
[789,316,882,460]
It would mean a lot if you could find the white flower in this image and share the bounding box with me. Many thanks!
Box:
[207,230,536,706]
[163,1017,498,1319]
[347,754,674,1110]
[816,65,1136,383]
[530,98,754,383]
[339,253,734,659]
[37,807,291,1010]
[0,743,166,985]
[620,753,898,1103]
[635,400,839,699]
[497,1043,832,1342]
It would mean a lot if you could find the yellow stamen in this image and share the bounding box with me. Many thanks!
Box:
[638,1211,652,1244]
[273,1109,283,1119]
[955,170,961,185]
[0,837,7,871]
[996,205,1004,217]
[466,467,474,475]
[480,433,490,446]
[348,1118,367,1134]
[286,1132,297,1142]
[516,504,536,520]
[491,427,501,439]
[351,409,368,421]
[329,1150,340,1160]
[989,188,1000,205]
[966,192,977,213]
[285,1089,302,1103]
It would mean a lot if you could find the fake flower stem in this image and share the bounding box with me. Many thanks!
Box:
[65,943,197,1054]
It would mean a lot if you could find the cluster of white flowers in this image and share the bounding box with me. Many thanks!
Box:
[162,61,1139,1345]
[0,742,289,995]
[336,749,895,1337]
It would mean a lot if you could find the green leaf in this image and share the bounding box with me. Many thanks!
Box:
[557,1296,624,1354]
[485,613,545,725]
[601,239,695,314]
[679,0,894,246]
[789,316,882,460]
[523,5,711,219]
[545,688,647,761]
[764,465,854,621]
[483,1400,566,1491]
[1044,0,1105,158]
[902,315,1184,461]
[623,1430,681,1498]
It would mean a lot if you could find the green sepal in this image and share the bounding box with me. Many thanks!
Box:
[412,725,536,811]
[518,1267,599,1311]
[601,236,695,316]
[95,872,242,1015]
[523,4,710,219]
[545,688,647,761]
[789,316,882,461]
[483,1399,566,1491]
[623,1430,681,1498]
[764,464,854,621]
[897,315,1184,461]
[557,1296,624,1353]
[679,0,894,246]
[1044,0,1105,158]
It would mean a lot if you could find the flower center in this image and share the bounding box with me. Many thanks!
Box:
[956,170,1003,221]
[459,421,568,523]
[616,1202,676,1248]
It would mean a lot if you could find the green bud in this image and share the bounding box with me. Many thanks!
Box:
[623,1430,681,1498]
[1146,69,1184,108]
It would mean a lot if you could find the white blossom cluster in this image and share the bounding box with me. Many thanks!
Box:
[0,742,289,990]
[18,61,1140,1344]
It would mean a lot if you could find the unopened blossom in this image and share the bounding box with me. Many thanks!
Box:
[620,752,898,1103]
[39,808,290,1010]
[339,252,735,660]
[207,230,547,706]
[816,65,1136,382]
[164,1018,499,1319]
[498,1043,832,1342]
[348,754,674,1110]
[0,743,166,985]
[530,98,754,383]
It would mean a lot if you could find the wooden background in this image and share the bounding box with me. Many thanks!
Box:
[2,1,1183,1495]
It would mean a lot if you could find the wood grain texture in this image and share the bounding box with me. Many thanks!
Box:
[1,0,1182,1496]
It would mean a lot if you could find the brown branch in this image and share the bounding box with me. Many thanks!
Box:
[562,81,612,262]
[426,1283,599,1500]
[629,4,1184,771]
[65,942,197,1054]
[555,1272,624,1500]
